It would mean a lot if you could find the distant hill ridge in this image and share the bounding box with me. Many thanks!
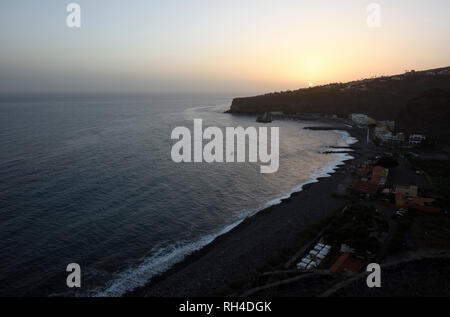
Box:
[229,66,450,121]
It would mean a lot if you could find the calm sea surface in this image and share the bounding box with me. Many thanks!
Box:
[0,95,356,296]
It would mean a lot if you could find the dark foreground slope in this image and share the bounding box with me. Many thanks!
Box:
[230,67,450,120]
[329,254,450,297]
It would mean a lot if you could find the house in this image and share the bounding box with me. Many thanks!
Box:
[340,244,356,253]
[409,197,441,213]
[395,193,407,207]
[373,166,388,178]
[296,243,332,270]
[409,134,426,145]
[370,175,386,187]
[395,194,440,213]
[376,130,393,142]
[391,132,405,143]
[350,113,374,126]
[351,181,379,196]
[376,121,395,131]
[329,253,365,273]
[394,185,418,197]
[374,125,404,144]
[358,168,371,177]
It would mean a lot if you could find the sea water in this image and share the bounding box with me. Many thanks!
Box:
[0,94,356,296]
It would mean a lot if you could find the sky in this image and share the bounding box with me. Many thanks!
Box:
[0,0,449,95]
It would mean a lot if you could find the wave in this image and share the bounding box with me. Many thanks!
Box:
[92,129,358,297]
[91,219,244,297]
[334,129,359,145]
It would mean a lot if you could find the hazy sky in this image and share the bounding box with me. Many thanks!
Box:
[0,0,449,94]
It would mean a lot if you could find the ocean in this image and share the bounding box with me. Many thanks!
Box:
[0,94,356,296]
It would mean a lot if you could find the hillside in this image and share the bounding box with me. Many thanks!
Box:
[229,67,450,120]
[396,88,450,143]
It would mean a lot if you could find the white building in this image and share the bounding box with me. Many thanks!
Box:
[377,130,393,142]
[409,134,426,145]
[377,120,395,131]
[394,185,419,197]
[375,130,405,144]
[350,113,373,126]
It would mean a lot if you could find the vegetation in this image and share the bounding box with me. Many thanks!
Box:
[388,210,418,254]
[414,159,450,208]
[376,156,399,169]
[396,89,450,144]
[387,158,450,254]
[411,212,450,251]
[323,204,388,254]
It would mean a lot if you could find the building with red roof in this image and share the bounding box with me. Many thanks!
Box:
[373,166,388,178]
[329,253,365,273]
[351,181,379,196]
[358,168,371,177]
[395,194,440,213]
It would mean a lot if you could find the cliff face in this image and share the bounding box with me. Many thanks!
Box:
[396,89,450,144]
[230,67,450,120]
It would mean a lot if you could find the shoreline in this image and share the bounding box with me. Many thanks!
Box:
[125,122,368,297]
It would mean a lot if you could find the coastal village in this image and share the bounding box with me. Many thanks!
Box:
[224,106,450,296]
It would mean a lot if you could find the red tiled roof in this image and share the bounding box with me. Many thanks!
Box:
[373,165,387,176]
[396,194,440,213]
[412,197,435,206]
[330,253,365,273]
[370,175,382,184]
[369,175,386,188]
[395,193,405,202]
[351,181,379,195]
[358,168,371,176]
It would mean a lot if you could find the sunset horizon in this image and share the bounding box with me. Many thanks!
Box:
[1,1,449,94]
